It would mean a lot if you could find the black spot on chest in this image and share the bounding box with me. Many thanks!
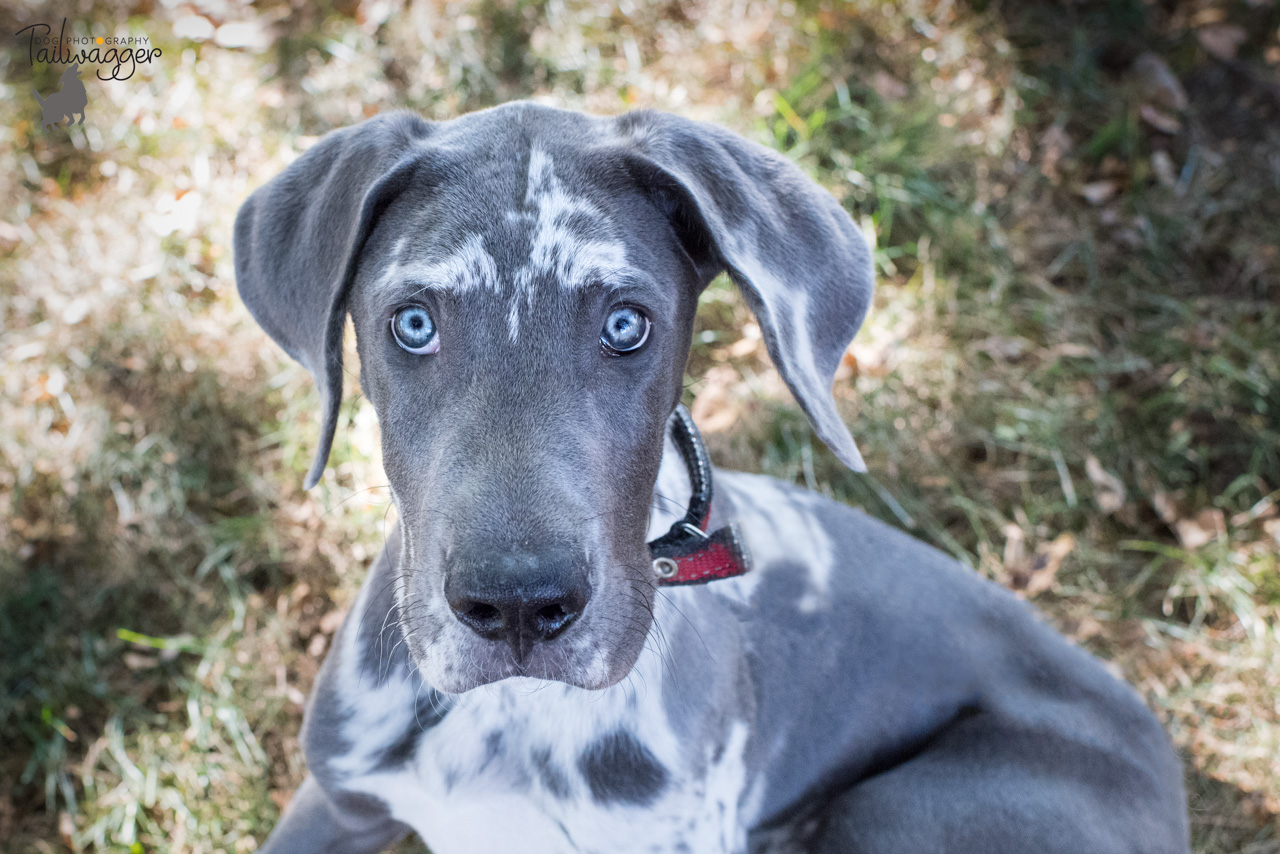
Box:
[374,688,451,769]
[532,747,571,798]
[577,729,668,806]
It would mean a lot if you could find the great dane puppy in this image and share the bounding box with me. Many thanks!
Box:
[234,102,1190,853]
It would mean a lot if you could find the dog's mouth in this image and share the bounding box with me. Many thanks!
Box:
[403,581,653,693]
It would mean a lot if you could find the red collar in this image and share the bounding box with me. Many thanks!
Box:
[647,406,752,586]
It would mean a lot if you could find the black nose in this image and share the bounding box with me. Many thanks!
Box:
[444,549,590,664]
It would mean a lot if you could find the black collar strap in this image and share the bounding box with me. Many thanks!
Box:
[647,405,752,586]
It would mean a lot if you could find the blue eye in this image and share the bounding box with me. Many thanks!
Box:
[601,306,650,354]
[392,305,438,354]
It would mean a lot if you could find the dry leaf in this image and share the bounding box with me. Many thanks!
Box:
[1151,150,1177,187]
[1025,533,1076,596]
[1197,25,1248,61]
[1263,518,1280,546]
[1140,104,1181,134]
[1133,52,1187,111]
[319,608,348,635]
[1047,342,1095,359]
[307,633,327,658]
[972,336,1029,360]
[1085,455,1126,514]
[122,652,158,670]
[834,349,858,381]
[59,811,75,847]
[728,335,760,358]
[1174,508,1226,549]
[1039,125,1073,181]
[690,365,741,433]
[1152,490,1180,524]
[1190,8,1228,26]
[1230,493,1278,526]
[1068,614,1104,642]
[0,221,21,253]
[1002,523,1026,573]
[872,70,908,101]
[1080,180,1118,205]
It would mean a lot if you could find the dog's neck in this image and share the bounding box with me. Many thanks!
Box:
[647,433,696,541]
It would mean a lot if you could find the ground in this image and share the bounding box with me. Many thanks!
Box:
[1,0,1278,851]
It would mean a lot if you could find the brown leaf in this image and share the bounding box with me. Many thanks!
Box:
[1002,523,1026,574]
[318,608,348,635]
[1080,180,1118,205]
[1197,25,1248,61]
[727,335,760,358]
[59,811,75,847]
[872,70,908,101]
[690,365,741,434]
[1068,614,1104,642]
[1046,342,1095,359]
[0,221,21,253]
[971,336,1029,360]
[122,652,158,670]
[1133,52,1188,111]
[1140,104,1182,134]
[1025,533,1076,596]
[1263,518,1280,546]
[1038,124,1073,183]
[1174,508,1226,549]
[1151,150,1178,187]
[1152,490,1180,524]
[1085,455,1126,514]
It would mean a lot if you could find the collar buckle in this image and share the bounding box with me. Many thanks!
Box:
[646,406,752,586]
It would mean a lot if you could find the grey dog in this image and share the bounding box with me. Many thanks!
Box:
[233,102,1191,853]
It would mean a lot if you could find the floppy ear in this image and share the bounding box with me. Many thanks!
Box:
[612,111,874,471]
[234,112,434,488]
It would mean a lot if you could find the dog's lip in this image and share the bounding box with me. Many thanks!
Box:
[410,623,639,693]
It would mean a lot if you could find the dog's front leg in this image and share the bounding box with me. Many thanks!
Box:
[258,774,409,854]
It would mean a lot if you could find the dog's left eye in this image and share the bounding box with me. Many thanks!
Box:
[601,306,650,354]
[391,305,439,354]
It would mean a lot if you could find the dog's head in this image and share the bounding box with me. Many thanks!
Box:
[234,103,872,692]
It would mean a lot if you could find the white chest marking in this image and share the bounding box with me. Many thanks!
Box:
[335,602,754,853]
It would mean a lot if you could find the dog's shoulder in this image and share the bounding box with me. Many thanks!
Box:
[710,469,1174,826]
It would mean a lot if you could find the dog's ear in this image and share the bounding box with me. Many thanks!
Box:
[234,112,434,488]
[612,111,875,471]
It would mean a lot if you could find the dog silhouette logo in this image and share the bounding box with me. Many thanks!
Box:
[33,63,87,131]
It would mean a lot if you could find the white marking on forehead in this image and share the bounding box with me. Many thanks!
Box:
[375,232,500,297]
[369,149,631,342]
[508,147,629,341]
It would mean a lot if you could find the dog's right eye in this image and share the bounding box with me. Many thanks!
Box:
[391,306,439,354]
[601,306,650,355]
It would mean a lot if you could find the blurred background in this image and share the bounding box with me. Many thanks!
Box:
[1,0,1278,851]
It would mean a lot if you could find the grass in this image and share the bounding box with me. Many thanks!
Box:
[1,0,1277,851]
